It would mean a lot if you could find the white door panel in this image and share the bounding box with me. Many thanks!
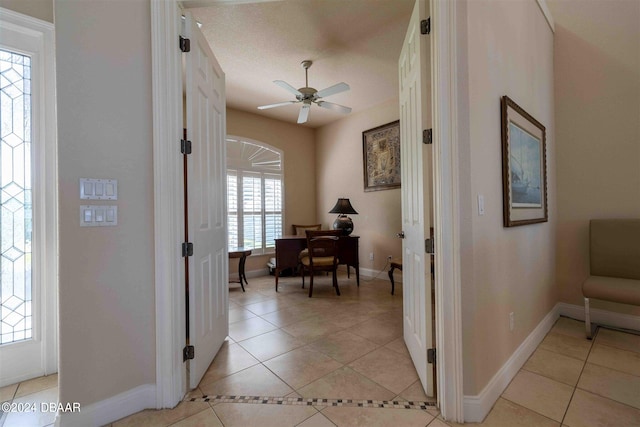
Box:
[399,0,434,397]
[184,12,228,390]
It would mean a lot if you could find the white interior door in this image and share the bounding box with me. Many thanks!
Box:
[184,12,229,390]
[399,0,434,397]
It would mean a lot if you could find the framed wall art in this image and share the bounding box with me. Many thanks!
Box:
[501,96,548,227]
[362,120,401,192]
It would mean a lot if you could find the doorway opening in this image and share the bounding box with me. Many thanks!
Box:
[152,0,463,421]
[186,0,438,401]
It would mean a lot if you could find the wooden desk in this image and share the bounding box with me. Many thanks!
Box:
[229,247,252,292]
[274,235,360,290]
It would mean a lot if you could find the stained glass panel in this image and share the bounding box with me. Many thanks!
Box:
[0,48,32,345]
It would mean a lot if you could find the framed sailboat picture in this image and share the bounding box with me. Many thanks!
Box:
[501,96,548,227]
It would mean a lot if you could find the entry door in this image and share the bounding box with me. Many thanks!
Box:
[399,0,434,397]
[0,18,57,387]
[184,12,229,389]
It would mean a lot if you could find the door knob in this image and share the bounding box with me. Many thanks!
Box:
[397,231,405,239]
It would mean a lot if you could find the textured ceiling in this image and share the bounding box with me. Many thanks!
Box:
[187,0,414,128]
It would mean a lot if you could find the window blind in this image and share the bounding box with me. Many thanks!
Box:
[227,169,282,254]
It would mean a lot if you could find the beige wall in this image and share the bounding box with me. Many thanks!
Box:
[56,0,155,406]
[316,99,402,273]
[460,0,556,395]
[548,0,640,316]
[0,0,53,22]
[226,108,316,275]
[228,100,401,278]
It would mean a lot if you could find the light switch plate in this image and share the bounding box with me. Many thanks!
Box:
[80,205,118,227]
[80,178,118,200]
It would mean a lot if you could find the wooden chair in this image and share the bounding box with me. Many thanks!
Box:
[292,224,322,236]
[300,230,342,297]
[292,224,322,276]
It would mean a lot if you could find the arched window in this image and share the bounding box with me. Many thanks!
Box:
[226,137,283,254]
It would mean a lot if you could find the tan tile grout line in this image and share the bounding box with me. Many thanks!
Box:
[248,319,410,392]
[222,279,417,407]
[571,328,640,414]
[1,378,58,402]
[560,322,600,425]
[583,344,640,378]
[237,325,401,400]
[528,321,621,423]
[197,345,418,408]
[220,276,430,420]
[495,397,562,425]
[0,381,59,427]
[558,325,598,426]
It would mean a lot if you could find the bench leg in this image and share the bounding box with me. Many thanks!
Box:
[388,266,395,295]
[584,297,593,340]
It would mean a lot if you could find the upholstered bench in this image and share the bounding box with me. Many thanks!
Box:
[582,219,640,339]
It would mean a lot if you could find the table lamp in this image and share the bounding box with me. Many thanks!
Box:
[329,198,358,235]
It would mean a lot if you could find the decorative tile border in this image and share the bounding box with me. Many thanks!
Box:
[186,395,437,410]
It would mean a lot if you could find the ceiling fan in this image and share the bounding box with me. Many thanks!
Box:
[257,60,352,124]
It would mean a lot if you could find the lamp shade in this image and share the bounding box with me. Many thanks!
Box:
[328,198,358,215]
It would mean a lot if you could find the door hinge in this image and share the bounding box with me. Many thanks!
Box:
[423,128,433,145]
[183,345,195,361]
[182,242,194,257]
[179,36,191,53]
[427,348,436,364]
[181,139,192,155]
[421,17,431,35]
[425,238,434,254]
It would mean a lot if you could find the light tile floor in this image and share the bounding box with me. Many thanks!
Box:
[0,373,58,427]
[2,273,639,427]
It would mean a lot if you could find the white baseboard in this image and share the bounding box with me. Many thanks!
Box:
[359,267,380,279]
[235,266,400,283]
[558,302,640,332]
[55,383,156,427]
[461,302,640,422]
[462,303,561,423]
[229,267,269,281]
[358,266,400,283]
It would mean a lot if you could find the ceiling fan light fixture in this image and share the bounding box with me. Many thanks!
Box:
[297,103,311,124]
[257,60,352,124]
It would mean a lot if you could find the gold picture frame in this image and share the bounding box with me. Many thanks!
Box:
[501,96,548,227]
[362,120,401,192]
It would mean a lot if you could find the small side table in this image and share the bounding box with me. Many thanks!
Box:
[229,248,251,292]
[388,259,402,295]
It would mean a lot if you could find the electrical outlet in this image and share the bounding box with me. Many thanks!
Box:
[369,252,374,261]
[509,312,515,331]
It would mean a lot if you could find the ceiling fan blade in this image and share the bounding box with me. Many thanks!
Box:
[274,80,303,97]
[316,101,352,114]
[257,101,297,110]
[315,82,350,99]
[297,104,310,124]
